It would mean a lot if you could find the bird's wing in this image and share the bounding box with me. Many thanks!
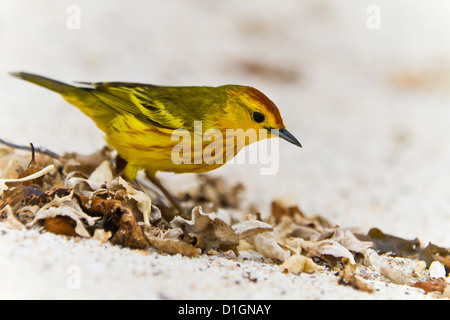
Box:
[83,82,186,130]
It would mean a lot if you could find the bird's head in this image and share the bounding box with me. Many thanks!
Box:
[219,85,302,148]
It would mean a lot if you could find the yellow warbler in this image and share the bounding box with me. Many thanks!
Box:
[11,72,301,210]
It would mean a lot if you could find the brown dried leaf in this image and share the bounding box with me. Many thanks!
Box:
[356,228,420,258]
[414,279,447,294]
[43,216,78,236]
[144,228,200,257]
[65,160,113,195]
[67,168,155,228]
[338,259,374,293]
[110,207,149,250]
[287,224,321,241]
[60,146,113,176]
[170,206,272,252]
[0,185,44,210]
[271,200,305,224]
[181,175,244,209]
[271,200,332,239]
[280,254,316,275]
[89,195,123,213]
[320,228,373,255]
[0,146,28,179]
[110,177,153,227]
[419,242,450,269]
[29,192,98,238]
[247,232,290,262]
[298,238,356,265]
[339,230,373,255]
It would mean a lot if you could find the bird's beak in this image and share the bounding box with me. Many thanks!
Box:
[275,128,302,148]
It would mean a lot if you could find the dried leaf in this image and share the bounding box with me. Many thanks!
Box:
[181,175,244,209]
[0,164,55,194]
[271,200,306,224]
[287,224,321,241]
[247,232,290,262]
[300,239,356,265]
[86,160,113,186]
[110,207,149,250]
[0,205,25,230]
[356,228,421,257]
[171,206,272,252]
[0,185,44,210]
[144,228,200,257]
[29,192,98,238]
[60,146,113,176]
[88,195,124,217]
[318,240,356,264]
[418,242,450,269]
[66,166,154,228]
[280,254,316,275]
[232,220,273,238]
[15,205,40,224]
[0,146,29,179]
[338,260,374,293]
[414,280,447,294]
[110,177,152,227]
[65,172,107,195]
[43,216,78,236]
[337,230,373,255]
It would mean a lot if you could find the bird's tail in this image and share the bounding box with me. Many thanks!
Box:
[10,72,113,132]
[9,72,88,97]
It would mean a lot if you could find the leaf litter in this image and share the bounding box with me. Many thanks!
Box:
[1,142,450,297]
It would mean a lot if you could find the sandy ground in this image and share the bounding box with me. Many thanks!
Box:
[0,227,434,300]
[1,0,450,299]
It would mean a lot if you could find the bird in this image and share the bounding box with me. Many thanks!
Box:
[10,72,301,212]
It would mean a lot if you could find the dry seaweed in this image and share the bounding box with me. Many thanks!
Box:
[144,228,201,257]
[1,142,450,297]
[356,228,421,257]
[109,207,150,250]
[338,259,374,293]
[419,243,450,270]
[171,206,272,253]
[414,279,447,294]
[279,254,316,274]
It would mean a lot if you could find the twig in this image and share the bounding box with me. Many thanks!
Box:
[0,138,61,159]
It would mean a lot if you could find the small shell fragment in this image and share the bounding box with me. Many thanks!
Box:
[429,261,446,280]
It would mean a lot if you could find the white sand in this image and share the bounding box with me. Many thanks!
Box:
[0,227,432,300]
[0,0,450,299]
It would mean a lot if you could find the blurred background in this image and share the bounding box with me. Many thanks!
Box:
[1,0,450,245]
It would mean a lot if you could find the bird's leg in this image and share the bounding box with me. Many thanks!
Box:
[145,172,184,214]
[117,155,184,216]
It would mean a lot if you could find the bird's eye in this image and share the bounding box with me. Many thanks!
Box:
[253,112,265,123]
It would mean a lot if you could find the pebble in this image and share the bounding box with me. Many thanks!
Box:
[429,261,446,280]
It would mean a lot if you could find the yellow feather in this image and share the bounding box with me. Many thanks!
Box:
[11,72,301,182]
